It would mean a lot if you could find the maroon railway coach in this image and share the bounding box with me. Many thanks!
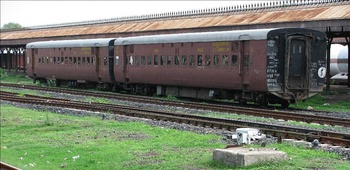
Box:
[26,28,327,108]
[26,38,116,86]
[114,28,327,108]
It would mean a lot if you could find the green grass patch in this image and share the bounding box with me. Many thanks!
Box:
[0,88,52,98]
[1,105,349,169]
[292,94,350,113]
[243,143,349,170]
[1,88,41,96]
[0,69,34,84]
[84,97,112,104]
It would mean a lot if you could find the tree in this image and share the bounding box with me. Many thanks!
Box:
[2,22,22,30]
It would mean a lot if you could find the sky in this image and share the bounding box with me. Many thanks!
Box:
[1,1,260,28]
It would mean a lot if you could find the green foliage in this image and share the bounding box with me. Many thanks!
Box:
[2,22,22,30]
[292,94,350,113]
[85,97,111,104]
[165,94,178,100]
[0,71,33,84]
[1,105,349,169]
[44,114,54,126]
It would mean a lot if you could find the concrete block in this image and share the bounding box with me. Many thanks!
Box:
[213,147,287,167]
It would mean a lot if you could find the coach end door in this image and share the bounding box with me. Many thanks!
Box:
[285,36,310,99]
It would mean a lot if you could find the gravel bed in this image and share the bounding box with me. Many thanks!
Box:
[1,88,349,159]
[286,109,350,120]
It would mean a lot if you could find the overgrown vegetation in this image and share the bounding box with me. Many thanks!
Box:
[1,105,349,169]
[0,69,34,84]
[292,93,350,113]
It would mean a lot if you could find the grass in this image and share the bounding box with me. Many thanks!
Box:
[84,97,112,104]
[0,69,34,84]
[1,105,349,170]
[291,94,350,113]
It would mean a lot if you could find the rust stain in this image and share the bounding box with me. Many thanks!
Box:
[1,4,349,40]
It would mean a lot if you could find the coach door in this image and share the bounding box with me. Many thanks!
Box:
[108,41,115,83]
[93,47,100,75]
[31,49,35,76]
[122,45,130,82]
[285,36,309,91]
[239,35,251,89]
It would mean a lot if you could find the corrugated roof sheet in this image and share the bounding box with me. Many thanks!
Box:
[1,3,349,40]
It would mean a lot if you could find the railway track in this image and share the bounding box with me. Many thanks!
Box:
[0,161,20,170]
[1,83,350,127]
[1,90,350,147]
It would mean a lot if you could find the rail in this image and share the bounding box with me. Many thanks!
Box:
[1,90,350,147]
[1,83,350,127]
[0,161,20,170]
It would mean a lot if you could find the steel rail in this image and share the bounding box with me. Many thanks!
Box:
[1,91,349,147]
[0,161,20,170]
[1,83,350,127]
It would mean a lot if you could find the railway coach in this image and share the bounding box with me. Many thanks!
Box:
[26,38,117,87]
[26,28,327,108]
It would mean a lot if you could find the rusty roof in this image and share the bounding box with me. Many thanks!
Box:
[1,2,350,40]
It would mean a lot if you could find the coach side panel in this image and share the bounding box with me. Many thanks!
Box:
[123,41,244,90]
[29,46,110,83]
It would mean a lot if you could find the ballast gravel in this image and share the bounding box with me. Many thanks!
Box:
[1,88,349,159]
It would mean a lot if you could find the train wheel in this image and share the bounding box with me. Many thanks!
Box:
[55,80,61,87]
[257,94,268,107]
[239,99,247,105]
[280,100,290,109]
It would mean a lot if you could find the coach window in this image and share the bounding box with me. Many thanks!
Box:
[129,56,133,65]
[87,57,90,66]
[147,56,152,66]
[214,55,219,67]
[135,56,139,66]
[160,55,165,66]
[197,55,203,67]
[205,55,211,67]
[189,55,194,67]
[141,56,146,65]
[231,55,238,67]
[154,55,158,65]
[115,56,119,66]
[103,57,107,66]
[174,55,179,66]
[182,55,187,66]
[222,55,228,67]
[167,55,172,66]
